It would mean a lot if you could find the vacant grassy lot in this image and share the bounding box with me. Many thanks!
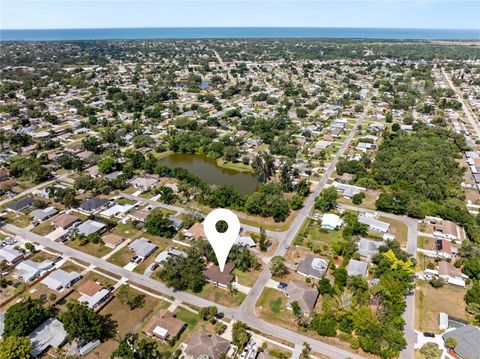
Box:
[379,216,408,247]
[256,287,296,331]
[67,239,112,258]
[3,211,32,228]
[418,236,436,251]
[233,268,261,287]
[193,283,245,307]
[31,221,55,235]
[416,281,468,333]
[86,290,168,359]
[111,222,143,239]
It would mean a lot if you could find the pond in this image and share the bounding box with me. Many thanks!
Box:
[157,153,259,195]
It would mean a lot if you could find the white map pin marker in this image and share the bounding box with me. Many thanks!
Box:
[204,208,240,272]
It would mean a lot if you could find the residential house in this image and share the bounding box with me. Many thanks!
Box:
[183,222,205,240]
[184,331,230,359]
[357,238,384,259]
[101,233,124,249]
[358,215,390,233]
[76,220,106,237]
[41,269,81,291]
[129,176,159,192]
[346,259,368,277]
[128,238,157,260]
[15,259,53,282]
[442,325,480,359]
[129,209,149,223]
[6,197,35,212]
[79,197,109,213]
[203,262,235,288]
[0,247,23,264]
[144,309,186,341]
[29,318,67,358]
[168,215,183,231]
[284,281,319,317]
[51,213,80,229]
[433,220,466,242]
[77,280,112,309]
[333,182,365,199]
[154,248,187,264]
[30,207,58,222]
[296,255,330,279]
[438,261,467,287]
[321,214,343,230]
[436,239,457,259]
[100,203,134,218]
[235,235,256,248]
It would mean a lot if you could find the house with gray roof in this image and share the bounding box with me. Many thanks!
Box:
[358,215,390,233]
[168,215,183,231]
[6,197,35,212]
[29,318,67,358]
[80,197,109,213]
[284,281,319,317]
[15,259,53,282]
[129,238,157,259]
[357,238,384,259]
[443,325,480,359]
[76,220,106,236]
[184,331,230,359]
[30,206,58,222]
[0,246,23,264]
[296,255,330,279]
[333,182,365,199]
[41,269,81,292]
[347,259,368,277]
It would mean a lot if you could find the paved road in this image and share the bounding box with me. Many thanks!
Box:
[442,68,480,139]
[339,204,418,359]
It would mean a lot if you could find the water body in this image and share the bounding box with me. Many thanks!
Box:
[1,27,479,41]
[158,153,259,195]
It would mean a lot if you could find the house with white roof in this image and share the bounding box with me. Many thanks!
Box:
[41,269,81,292]
[29,318,67,358]
[15,260,54,282]
[358,215,390,233]
[0,247,23,264]
[321,214,343,230]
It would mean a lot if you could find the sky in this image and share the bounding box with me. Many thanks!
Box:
[1,0,479,30]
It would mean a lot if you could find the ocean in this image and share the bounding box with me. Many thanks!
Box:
[1,27,479,41]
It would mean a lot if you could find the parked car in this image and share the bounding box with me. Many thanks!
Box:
[277,282,288,290]
[423,332,435,338]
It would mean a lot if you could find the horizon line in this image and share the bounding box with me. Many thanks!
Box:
[2,26,479,31]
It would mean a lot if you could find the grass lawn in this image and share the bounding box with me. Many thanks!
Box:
[234,268,261,287]
[256,288,296,329]
[67,240,112,258]
[116,197,137,205]
[294,220,343,256]
[415,281,468,333]
[108,246,134,267]
[217,159,254,173]
[3,212,32,228]
[379,216,408,247]
[193,283,245,307]
[111,222,143,239]
[418,236,436,251]
[31,221,55,235]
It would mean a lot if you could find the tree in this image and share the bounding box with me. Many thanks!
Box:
[4,298,53,337]
[117,285,145,310]
[158,251,206,292]
[289,194,304,210]
[445,337,457,350]
[98,157,116,174]
[291,301,302,318]
[61,302,103,342]
[199,306,218,321]
[157,186,176,205]
[465,282,480,305]
[232,322,250,350]
[280,160,294,191]
[352,193,363,205]
[314,187,338,212]
[334,267,348,289]
[270,256,289,277]
[258,227,268,252]
[317,277,333,296]
[82,136,102,153]
[419,343,442,359]
[299,342,311,359]
[0,336,32,359]
[145,208,175,237]
[310,312,337,337]
[252,151,275,182]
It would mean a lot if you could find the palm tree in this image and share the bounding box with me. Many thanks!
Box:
[227,282,238,300]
